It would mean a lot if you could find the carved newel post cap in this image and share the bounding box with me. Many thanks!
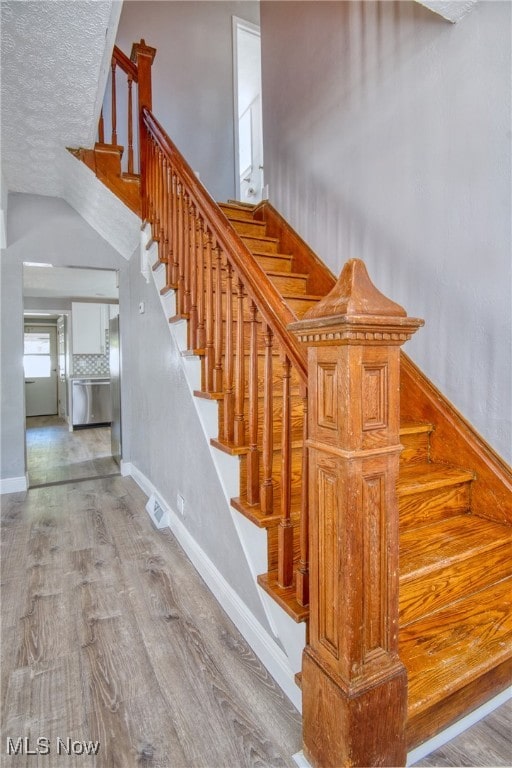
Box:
[289,259,424,345]
[131,39,157,64]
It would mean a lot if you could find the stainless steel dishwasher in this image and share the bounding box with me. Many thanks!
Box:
[72,378,111,426]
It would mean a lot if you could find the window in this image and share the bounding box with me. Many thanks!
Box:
[24,331,52,378]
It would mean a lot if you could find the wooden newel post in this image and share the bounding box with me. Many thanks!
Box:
[131,39,156,221]
[289,259,423,768]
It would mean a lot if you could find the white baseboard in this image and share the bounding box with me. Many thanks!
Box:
[125,462,302,711]
[292,686,512,768]
[0,475,28,494]
[406,685,512,765]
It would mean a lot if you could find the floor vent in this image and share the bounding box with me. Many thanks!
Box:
[146,493,170,529]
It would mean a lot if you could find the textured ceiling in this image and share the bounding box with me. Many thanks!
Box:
[416,0,478,22]
[1,0,139,259]
[1,1,118,196]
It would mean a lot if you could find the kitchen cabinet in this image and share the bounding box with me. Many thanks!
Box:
[72,302,109,355]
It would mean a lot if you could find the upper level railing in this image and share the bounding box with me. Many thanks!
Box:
[98,44,143,175]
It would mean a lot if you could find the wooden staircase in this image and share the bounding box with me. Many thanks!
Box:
[206,201,512,750]
[70,39,512,766]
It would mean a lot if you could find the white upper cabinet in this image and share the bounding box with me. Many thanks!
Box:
[72,302,108,355]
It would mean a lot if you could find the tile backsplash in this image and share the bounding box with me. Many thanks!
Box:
[72,332,110,376]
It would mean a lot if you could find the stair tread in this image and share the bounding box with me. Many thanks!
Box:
[252,250,292,259]
[266,269,309,280]
[400,514,512,580]
[241,234,280,245]
[398,462,474,496]
[257,571,309,622]
[400,421,434,435]
[400,577,512,717]
[282,292,324,301]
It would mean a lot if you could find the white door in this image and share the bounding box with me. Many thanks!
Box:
[233,19,264,203]
[24,325,58,416]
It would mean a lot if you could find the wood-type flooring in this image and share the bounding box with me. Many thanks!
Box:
[26,416,118,487]
[1,475,302,767]
[0,474,509,767]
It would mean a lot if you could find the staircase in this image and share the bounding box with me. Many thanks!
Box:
[71,40,512,766]
[205,201,512,751]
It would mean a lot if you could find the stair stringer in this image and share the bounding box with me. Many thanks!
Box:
[141,224,306,708]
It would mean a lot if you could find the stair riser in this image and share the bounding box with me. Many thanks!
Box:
[229,219,267,237]
[219,204,256,222]
[217,399,304,446]
[269,273,308,295]
[285,296,321,317]
[255,254,293,272]
[400,431,431,465]
[239,447,304,503]
[241,235,279,253]
[399,483,471,529]
[400,542,511,625]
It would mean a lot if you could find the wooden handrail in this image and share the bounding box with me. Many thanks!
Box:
[113,45,138,82]
[141,107,308,384]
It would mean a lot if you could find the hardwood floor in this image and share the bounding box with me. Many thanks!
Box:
[1,474,509,767]
[412,701,511,767]
[1,475,302,767]
[26,416,119,487]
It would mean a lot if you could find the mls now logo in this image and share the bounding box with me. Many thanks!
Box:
[6,738,50,755]
[6,737,100,756]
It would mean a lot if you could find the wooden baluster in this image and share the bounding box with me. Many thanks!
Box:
[98,108,105,144]
[170,171,179,287]
[111,58,117,145]
[196,217,206,351]
[161,156,170,272]
[234,279,246,446]
[177,181,185,316]
[189,206,199,349]
[147,139,154,228]
[165,160,173,285]
[204,229,215,392]
[260,325,274,515]
[155,146,162,243]
[278,354,293,587]
[183,198,191,315]
[140,121,147,221]
[246,302,260,505]
[290,259,423,768]
[224,261,235,443]
[214,244,224,394]
[296,383,309,607]
[127,74,134,174]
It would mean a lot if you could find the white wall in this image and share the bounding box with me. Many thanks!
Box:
[116,0,260,202]
[260,0,511,462]
[0,194,130,483]
[122,249,273,630]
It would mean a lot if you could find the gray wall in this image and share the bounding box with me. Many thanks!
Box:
[123,249,271,628]
[116,0,260,201]
[1,194,130,482]
[260,0,511,462]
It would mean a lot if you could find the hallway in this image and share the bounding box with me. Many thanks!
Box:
[26,416,119,487]
[1,475,302,767]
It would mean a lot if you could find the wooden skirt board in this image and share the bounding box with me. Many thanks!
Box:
[0,476,301,767]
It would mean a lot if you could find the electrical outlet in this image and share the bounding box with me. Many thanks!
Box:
[177,493,185,516]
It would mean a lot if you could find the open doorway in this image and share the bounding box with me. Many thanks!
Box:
[233,17,264,203]
[23,265,121,488]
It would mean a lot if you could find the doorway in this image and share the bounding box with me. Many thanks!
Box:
[233,18,264,203]
[24,324,58,416]
[23,264,121,488]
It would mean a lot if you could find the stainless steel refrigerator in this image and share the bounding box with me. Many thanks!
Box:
[109,314,122,465]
